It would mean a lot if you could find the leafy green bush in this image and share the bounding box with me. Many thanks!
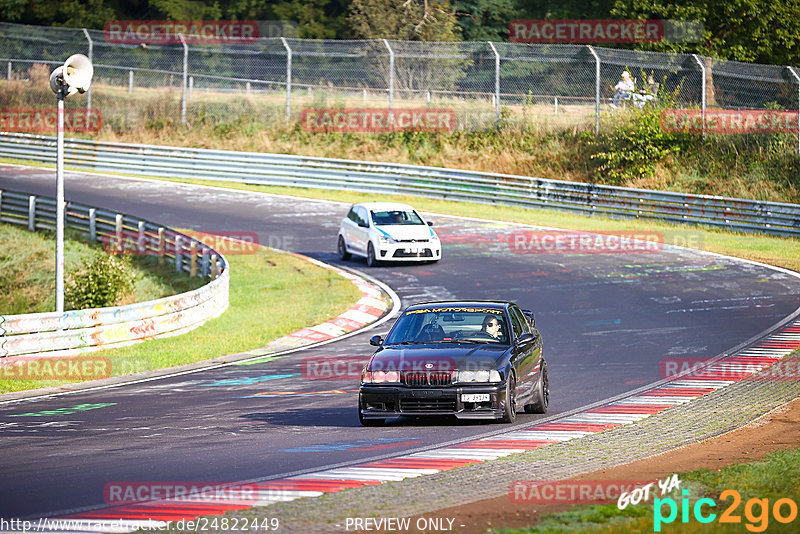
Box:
[65,252,136,310]
[587,93,698,185]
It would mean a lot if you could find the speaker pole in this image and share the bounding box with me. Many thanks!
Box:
[55,87,65,313]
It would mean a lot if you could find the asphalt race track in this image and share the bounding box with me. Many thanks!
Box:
[1,165,799,520]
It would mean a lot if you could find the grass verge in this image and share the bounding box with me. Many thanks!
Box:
[505,447,800,533]
[0,222,203,314]
[0,238,362,394]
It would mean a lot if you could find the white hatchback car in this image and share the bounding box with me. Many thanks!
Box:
[337,202,442,267]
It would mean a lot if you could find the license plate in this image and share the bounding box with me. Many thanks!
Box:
[462,393,490,402]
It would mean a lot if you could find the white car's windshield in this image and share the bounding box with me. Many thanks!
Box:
[371,210,425,226]
[385,307,509,345]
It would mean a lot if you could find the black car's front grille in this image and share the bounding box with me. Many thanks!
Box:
[402,371,453,386]
[393,249,433,258]
[400,398,457,412]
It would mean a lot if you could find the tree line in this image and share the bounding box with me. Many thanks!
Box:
[0,0,797,65]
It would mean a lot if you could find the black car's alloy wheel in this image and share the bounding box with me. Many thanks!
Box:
[525,362,549,414]
[501,372,517,423]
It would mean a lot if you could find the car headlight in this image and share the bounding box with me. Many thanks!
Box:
[378,234,396,244]
[455,370,501,383]
[362,370,401,384]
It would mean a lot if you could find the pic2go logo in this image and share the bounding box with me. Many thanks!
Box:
[653,489,798,532]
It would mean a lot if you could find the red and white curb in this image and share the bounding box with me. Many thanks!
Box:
[38,321,800,533]
[243,254,392,354]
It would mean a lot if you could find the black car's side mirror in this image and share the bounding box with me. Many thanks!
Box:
[427,221,434,226]
[522,309,535,327]
[515,332,535,346]
[369,335,383,346]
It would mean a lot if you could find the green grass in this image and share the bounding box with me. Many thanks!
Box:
[504,447,800,533]
[0,228,362,393]
[0,222,203,314]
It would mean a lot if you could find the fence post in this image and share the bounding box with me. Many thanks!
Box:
[158,227,165,265]
[587,45,600,135]
[137,220,146,255]
[488,42,500,123]
[189,76,193,100]
[89,207,96,242]
[82,29,93,118]
[382,39,394,112]
[175,235,183,273]
[115,213,123,252]
[210,253,218,280]
[190,241,197,277]
[201,247,210,277]
[7,61,10,81]
[281,37,292,122]
[128,70,133,93]
[554,96,558,116]
[692,54,706,137]
[179,33,188,125]
[27,195,35,231]
[788,67,800,155]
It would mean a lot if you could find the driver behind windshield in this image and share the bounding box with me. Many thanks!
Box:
[481,315,502,339]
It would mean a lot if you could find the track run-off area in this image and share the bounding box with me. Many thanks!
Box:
[1,164,799,529]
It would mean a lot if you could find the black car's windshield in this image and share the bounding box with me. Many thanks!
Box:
[384,306,509,345]
[371,210,425,226]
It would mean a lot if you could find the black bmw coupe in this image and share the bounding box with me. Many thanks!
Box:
[359,301,548,426]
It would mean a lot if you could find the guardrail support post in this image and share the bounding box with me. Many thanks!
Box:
[210,254,218,280]
[488,42,501,123]
[201,247,210,278]
[189,76,193,100]
[28,195,36,231]
[89,208,96,242]
[128,70,133,93]
[587,45,600,135]
[190,241,197,277]
[175,235,183,273]
[158,227,165,265]
[383,39,394,113]
[692,54,706,137]
[178,33,188,125]
[281,37,292,122]
[82,29,93,119]
[115,213,123,252]
[137,221,146,255]
[7,62,11,81]
[788,67,800,155]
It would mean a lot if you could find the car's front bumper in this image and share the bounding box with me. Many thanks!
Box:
[359,383,506,420]
[375,241,442,262]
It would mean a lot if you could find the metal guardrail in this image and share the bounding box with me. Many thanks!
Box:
[0,132,798,237]
[0,188,229,358]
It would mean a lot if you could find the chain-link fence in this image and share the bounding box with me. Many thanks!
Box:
[0,21,798,149]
